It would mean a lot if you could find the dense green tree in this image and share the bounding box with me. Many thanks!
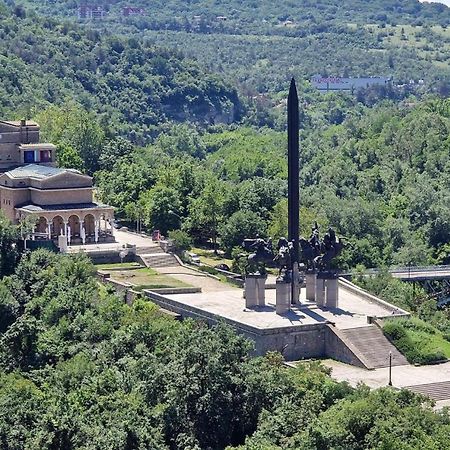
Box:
[141,184,183,235]
[56,143,85,172]
[0,213,19,278]
[220,211,267,255]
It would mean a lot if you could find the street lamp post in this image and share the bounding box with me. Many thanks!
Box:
[388,351,392,386]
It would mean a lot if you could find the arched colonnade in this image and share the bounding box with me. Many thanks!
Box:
[32,211,114,244]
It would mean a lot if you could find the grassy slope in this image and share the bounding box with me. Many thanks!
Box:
[384,317,450,364]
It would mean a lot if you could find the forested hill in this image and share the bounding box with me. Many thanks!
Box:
[0,3,241,143]
[18,0,450,28]
[19,0,450,95]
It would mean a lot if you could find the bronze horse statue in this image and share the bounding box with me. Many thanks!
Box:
[242,238,274,275]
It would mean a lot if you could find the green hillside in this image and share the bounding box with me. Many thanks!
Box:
[0,2,241,143]
[17,0,450,95]
[17,0,450,27]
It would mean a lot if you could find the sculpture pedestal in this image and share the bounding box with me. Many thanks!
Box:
[305,272,316,302]
[245,275,266,308]
[316,272,339,308]
[325,277,339,309]
[291,264,301,304]
[276,280,291,315]
[315,276,326,307]
[255,276,267,306]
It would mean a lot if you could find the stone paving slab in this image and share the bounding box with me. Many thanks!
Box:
[165,284,394,331]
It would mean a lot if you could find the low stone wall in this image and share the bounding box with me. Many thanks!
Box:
[325,325,372,369]
[150,287,202,295]
[143,290,326,361]
[84,247,136,264]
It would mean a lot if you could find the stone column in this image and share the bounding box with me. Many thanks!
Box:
[67,225,71,245]
[291,264,301,304]
[315,275,326,307]
[255,275,267,307]
[325,278,339,309]
[109,219,115,237]
[305,271,316,301]
[64,221,68,236]
[31,226,35,241]
[47,223,51,240]
[244,275,258,308]
[58,235,68,253]
[276,280,291,315]
[94,220,99,243]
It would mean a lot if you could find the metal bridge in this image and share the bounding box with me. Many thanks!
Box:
[344,265,450,306]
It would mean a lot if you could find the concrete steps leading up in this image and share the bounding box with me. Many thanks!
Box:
[136,245,163,255]
[406,381,450,401]
[139,252,179,268]
[341,326,408,369]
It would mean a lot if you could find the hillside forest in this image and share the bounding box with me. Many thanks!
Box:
[0,248,449,449]
[0,1,449,269]
[0,0,450,449]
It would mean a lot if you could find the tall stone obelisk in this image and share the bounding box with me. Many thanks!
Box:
[288,79,300,303]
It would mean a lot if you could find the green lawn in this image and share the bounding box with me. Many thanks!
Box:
[107,267,190,290]
[191,247,233,268]
[409,330,450,359]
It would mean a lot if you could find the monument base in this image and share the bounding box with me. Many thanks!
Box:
[316,272,339,309]
[325,277,339,308]
[315,276,326,307]
[291,264,301,304]
[245,274,267,308]
[306,271,317,302]
[276,280,291,314]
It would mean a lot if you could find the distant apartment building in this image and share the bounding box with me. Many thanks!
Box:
[78,5,106,20]
[0,120,114,245]
[122,6,146,17]
[311,75,392,93]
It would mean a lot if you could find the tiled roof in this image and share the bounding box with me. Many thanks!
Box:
[5,164,82,179]
[17,203,113,212]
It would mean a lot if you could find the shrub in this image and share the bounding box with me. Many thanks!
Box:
[384,319,448,365]
[168,229,193,253]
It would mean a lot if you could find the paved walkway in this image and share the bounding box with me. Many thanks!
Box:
[114,229,160,248]
[315,359,450,408]
[163,284,394,331]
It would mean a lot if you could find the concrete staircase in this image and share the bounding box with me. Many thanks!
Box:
[340,326,408,369]
[405,381,450,401]
[136,246,179,269]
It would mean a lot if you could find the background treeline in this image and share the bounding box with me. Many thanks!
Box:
[0,248,450,449]
[17,0,450,28]
[0,2,241,144]
[1,1,449,270]
[90,97,450,270]
[16,0,450,97]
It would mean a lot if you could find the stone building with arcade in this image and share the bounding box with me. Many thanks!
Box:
[0,120,114,245]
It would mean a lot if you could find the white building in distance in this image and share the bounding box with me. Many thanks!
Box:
[311,75,392,93]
